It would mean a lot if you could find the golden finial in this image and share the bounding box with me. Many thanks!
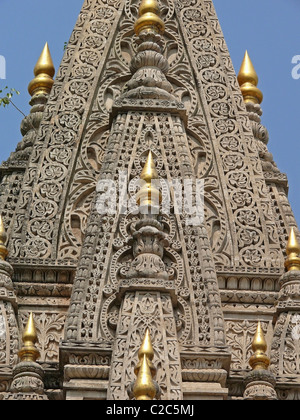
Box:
[18,313,40,363]
[133,354,157,400]
[133,329,157,400]
[0,215,8,261]
[135,328,155,375]
[238,51,263,104]
[285,228,300,272]
[140,151,159,183]
[28,42,55,97]
[134,0,165,36]
[249,322,270,371]
[136,151,161,208]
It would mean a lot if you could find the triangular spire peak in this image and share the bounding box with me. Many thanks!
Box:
[238,50,263,104]
[249,322,270,371]
[28,42,55,96]
[285,228,300,271]
[18,313,40,363]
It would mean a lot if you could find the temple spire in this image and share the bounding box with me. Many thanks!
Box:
[133,354,157,400]
[122,0,173,100]
[6,312,48,400]
[285,228,300,272]
[18,313,40,363]
[136,151,162,209]
[28,42,55,97]
[243,322,277,400]
[133,329,157,400]
[134,328,156,378]
[249,322,270,371]
[238,51,263,104]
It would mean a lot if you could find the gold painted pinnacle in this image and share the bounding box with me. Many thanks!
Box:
[285,228,300,272]
[18,313,40,363]
[0,215,8,261]
[28,42,55,97]
[249,322,270,371]
[134,0,165,35]
[134,328,156,378]
[238,51,263,104]
[140,151,159,183]
[133,354,157,400]
[138,328,155,362]
[137,151,162,207]
[133,329,157,401]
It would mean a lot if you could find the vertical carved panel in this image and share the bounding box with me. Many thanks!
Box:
[108,292,182,400]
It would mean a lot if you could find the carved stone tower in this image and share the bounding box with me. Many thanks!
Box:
[0,0,299,400]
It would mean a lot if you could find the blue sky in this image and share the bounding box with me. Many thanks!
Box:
[0,0,299,225]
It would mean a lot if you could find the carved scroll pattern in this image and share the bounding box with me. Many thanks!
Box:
[0,302,18,367]
[8,0,124,261]
[271,313,300,377]
[226,320,268,374]
[175,0,282,268]
[56,0,231,269]
[66,110,226,350]
[108,292,182,400]
[20,311,66,363]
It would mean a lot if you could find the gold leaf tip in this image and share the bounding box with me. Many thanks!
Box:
[285,228,300,272]
[249,322,270,371]
[133,354,157,400]
[28,42,55,97]
[238,50,263,104]
[19,313,40,363]
[252,322,267,354]
[238,50,258,87]
[140,151,159,183]
[138,328,155,361]
[34,42,55,78]
[137,152,162,207]
[23,313,38,345]
[286,228,300,256]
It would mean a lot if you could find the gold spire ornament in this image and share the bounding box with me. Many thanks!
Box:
[285,228,300,272]
[28,42,55,97]
[133,329,157,400]
[18,313,40,363]
[134,0,165,35]
[133,354,157,400]
[136,151,162,209]
[134,328,156,377]
[0,215,8,261]
[238,51,263,104]
[249,322,270,371]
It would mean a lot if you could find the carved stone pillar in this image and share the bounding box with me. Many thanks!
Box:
[0,217,19,396]
[271,230,300,398]
[244,370,277,401]
[2,313,48,401]
[108,159,182,399]
[243,322,277,400]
